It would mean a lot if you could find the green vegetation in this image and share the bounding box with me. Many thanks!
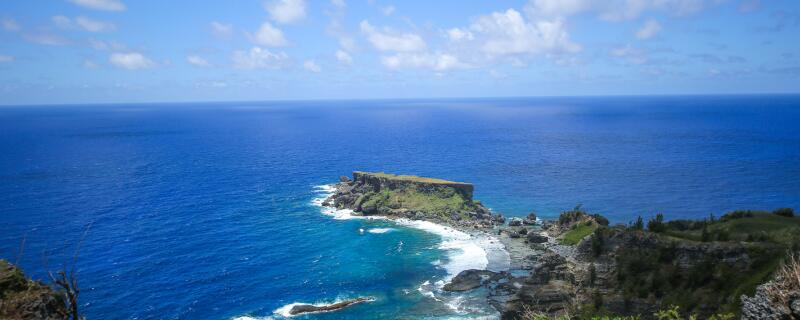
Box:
[661,210,800,246]
[561,221,599,245]
[609,209,799,316]
[358,185,477,218]
[354,171,469,185]
[521,305,733,320]
[0,260,27,300]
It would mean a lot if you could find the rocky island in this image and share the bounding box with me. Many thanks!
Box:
[323,171,505,229]
[322,172,800,320]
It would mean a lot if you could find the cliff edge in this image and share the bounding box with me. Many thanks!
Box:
[0,260,67,320]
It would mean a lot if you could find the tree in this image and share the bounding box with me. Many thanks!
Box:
[648,213,666,233]
[633,216,644,230]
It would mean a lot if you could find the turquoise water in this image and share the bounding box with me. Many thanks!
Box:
[0,95,798,319]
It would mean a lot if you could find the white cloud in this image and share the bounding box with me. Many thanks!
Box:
[360,20,426,52]
[83,59,98,68]
[1,18,21,32]
[446,28,473,41]
[636,19,662,39]
[331,0,346,8]
[335,49,353,64]
[524,0,710,21]
[611,45,648,64]
[210,21,233,38]
[88,38,125,51]
[52,16,72,29]
[68,0,126,11]
[468,9,581,56]
[381,52,468,71]
[109,52,155,70]
[76,16,116,32]
[187,55,211,67]
[23,33,69,46]
[232,47,289,69]
[525,0,591,18]
[252,22,288,47]
[0,55,14,63]
[303,60,321,72]
[265,0,307,24]
[383,6,396,16]
[53,16,116,32]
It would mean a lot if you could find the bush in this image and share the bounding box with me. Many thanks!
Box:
[773,208,795,218]
[632,216,644,230]
[648,213,666,233]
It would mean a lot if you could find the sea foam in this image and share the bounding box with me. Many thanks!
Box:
[311,184,510,279]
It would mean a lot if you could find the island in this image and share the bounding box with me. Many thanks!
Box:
[322,171,800,320]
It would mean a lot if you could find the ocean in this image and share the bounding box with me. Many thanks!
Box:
[1,95,798,319]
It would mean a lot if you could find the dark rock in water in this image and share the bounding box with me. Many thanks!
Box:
[0,260,67,320]
[339,175,351,182]
[526,232,548,244]
[508,218,522,227]
[522,213,537,226]
[289,297,372,315]
[518,227,528,235]
[494,214,505,224]
[444,269,500,292]
[508,231,521,238]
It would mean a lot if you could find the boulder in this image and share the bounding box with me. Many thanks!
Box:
[523,212,538,225]
[360,202,377,215]
[527,233,548,244]
[509,218,522,227]
[339,176,351,182]
[443,270,499,292]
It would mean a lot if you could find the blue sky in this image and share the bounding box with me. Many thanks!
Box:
[0,0,798,104]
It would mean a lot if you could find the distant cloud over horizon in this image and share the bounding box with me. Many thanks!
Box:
[0,0,798,104]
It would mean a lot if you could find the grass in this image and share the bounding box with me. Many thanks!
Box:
[355,171,470,185]
[664,212,800,245]
[360,187,475,217]
[561,222,599,245]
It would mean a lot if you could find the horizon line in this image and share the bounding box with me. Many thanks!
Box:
[2,91,800,108]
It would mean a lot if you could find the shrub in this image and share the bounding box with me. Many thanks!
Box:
[773,208,795,218]
[632,216,644,230]
[648,213,666,233]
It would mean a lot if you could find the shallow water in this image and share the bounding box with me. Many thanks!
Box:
[0,95,798,319]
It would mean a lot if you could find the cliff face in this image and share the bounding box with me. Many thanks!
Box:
[0,260,67,320]
[325,172,503,228]
[351,171,474,201]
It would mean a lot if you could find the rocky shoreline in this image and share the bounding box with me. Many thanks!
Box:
[321,172,799,319]
[320,172,580,318]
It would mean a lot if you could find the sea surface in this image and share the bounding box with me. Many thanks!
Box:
[1,95,799,319]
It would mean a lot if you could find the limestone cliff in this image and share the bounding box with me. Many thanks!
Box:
[325,171,503,227]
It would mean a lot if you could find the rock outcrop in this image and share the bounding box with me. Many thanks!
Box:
[0,260,67,320]
[326,171,503,228]
[288,297,373,315]
[741,254,800,320]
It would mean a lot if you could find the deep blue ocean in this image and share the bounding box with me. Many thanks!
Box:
[1,95,799,319]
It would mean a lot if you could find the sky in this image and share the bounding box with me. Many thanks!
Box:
[0,0,798,105]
